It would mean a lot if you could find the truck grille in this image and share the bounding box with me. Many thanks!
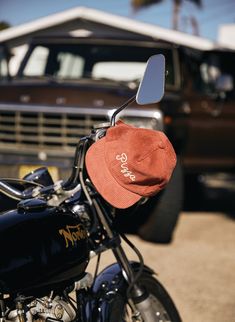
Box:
[0,110,107,156]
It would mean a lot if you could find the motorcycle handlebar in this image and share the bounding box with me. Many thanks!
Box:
[0,180,31,200]
[0,127,107,203]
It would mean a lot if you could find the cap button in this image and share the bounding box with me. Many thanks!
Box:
[158,141,165,149]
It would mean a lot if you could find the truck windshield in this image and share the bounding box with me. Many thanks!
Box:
[19,43,175,88]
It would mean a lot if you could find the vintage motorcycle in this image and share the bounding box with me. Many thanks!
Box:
[0,55,182,322]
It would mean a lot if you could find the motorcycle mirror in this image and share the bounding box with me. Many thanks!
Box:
[136,54,165,105]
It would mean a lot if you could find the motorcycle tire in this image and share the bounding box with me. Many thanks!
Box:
[137,159,183,244]
[109,271,182,322]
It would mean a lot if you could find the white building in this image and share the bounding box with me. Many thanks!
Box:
[218,24,235,50]
[0,6,221,75]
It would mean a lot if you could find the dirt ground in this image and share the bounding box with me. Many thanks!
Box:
[87,212,235,322]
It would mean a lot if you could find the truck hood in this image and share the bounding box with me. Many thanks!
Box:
[0,79,135,108]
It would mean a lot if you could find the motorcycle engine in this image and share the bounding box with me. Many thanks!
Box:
[4,273,93,322]
[7,295,76,322]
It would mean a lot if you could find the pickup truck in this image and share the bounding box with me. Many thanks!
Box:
[0,35,234,243]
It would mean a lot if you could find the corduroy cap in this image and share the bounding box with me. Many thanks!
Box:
[85,121,176,209]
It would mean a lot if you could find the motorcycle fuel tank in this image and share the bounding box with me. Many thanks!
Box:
[0,199,89,294]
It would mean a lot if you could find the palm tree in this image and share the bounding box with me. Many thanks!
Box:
[131,0,202,32]
[0,21,11,31]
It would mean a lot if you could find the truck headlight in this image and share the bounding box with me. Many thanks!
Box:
[121,117,157,129]
[108,109,164,131]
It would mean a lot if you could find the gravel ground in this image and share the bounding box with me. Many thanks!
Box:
[87,212,235,322]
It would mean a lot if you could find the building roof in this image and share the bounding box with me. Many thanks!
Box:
[0,6,218,51]
[218,24,235,50]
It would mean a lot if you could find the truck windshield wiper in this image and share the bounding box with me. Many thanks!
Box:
[17,75,141,89]
[18,74,59,83]
[92,77,140,89]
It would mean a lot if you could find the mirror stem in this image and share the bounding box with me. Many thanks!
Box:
[111,95,136,126]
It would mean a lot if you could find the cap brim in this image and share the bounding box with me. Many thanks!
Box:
[85,137,141,209]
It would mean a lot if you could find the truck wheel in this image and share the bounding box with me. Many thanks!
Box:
[138,159,183,243]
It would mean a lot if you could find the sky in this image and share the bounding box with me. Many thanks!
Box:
[0,0,234,41]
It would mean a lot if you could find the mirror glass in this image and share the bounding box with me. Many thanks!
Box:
[136,54,165,105]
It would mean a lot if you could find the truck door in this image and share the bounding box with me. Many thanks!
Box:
[180,49,235,172]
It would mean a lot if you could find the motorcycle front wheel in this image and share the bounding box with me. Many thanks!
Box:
[109,272,182,322]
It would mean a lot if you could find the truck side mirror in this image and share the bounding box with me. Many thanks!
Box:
[136,54,165,105]
[215,74,234,92]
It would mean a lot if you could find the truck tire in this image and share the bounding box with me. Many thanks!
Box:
[137,159,183,243]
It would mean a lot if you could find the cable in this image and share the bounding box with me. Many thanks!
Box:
[93,253,101,281]
[63,291,78,321]
[120,233,145,299]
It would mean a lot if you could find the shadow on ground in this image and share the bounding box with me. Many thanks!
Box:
[184,174,235,217]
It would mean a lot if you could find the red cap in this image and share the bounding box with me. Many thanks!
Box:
[85,121,176,209]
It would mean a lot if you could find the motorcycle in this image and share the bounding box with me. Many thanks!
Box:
[0,55,182,322]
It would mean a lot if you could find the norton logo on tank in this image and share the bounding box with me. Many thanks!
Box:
[59,224,87,248]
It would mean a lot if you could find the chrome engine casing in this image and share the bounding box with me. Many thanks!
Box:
[7,296,76,322]
[3,273,94,322]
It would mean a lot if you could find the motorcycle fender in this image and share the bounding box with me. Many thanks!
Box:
[90,262,156,322]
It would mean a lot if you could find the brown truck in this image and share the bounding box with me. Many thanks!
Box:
[0,35,234,242]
